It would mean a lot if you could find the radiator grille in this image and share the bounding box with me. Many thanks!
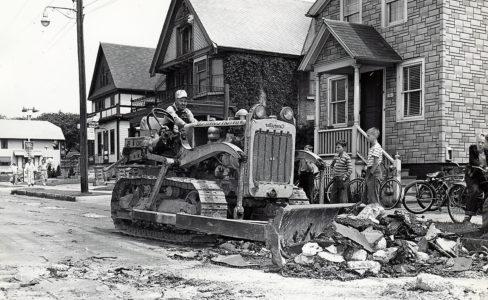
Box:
[252,130,293,184]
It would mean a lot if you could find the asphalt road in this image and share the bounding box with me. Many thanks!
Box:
[0,188,487,299]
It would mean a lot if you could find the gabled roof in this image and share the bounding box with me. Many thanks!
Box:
[0,120,65,140]
[306,0,331,17]
[151,0,314,74]
[324,20,402,63]
[89,43,164,99]
[299,19,402,70]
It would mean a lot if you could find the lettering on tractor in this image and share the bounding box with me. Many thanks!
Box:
[110,104,352,266]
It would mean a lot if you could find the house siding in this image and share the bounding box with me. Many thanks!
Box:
[314,0,445,165]
[441,0,488,163]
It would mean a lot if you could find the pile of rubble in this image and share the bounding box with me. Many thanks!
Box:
[283,204,488,280]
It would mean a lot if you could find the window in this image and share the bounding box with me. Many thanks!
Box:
[194,58,207,93]
[97,132,102,155]
[383,0,406,26]
[110,129,115,154]
[0,139,7,149]
[329,77,348,125]
[103,131,108,152]
[397,58,424,121]
[99,65,110,87]
[110,95,115,107]
[341,0,361,23]
[308,72,316,97]
[211,59,224,88]
[178,26,192,56]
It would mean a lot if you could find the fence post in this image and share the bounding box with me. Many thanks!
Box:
[394,153,402,202]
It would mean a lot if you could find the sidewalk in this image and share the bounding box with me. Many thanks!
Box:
[7,182,113,202]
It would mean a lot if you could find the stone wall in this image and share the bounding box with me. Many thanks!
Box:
[441,0,488,163]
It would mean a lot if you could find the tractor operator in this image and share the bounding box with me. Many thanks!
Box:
[166,90,196,131]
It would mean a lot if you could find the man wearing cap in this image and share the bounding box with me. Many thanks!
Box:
[166,90,196,131]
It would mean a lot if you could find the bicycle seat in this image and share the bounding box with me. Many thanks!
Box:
[426,171,443,178]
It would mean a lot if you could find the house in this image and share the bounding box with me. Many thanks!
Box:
[150,0,316,123]
[0,120,65,173]
[87,43,164,164]
[300,0,488,174]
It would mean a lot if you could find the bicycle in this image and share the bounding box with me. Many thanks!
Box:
[402,162,463,214]
[447,165,486,223]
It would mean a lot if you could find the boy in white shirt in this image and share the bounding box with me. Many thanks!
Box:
[364,127,383,204]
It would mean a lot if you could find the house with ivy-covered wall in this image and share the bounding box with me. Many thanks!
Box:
[149,0,317,126]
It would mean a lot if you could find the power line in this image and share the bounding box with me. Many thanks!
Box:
[85,0,123,14]
[45,20,76,53]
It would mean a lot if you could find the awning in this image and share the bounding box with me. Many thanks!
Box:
[13,150,27,157]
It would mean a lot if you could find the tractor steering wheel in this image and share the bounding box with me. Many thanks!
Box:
[146,108,175,131]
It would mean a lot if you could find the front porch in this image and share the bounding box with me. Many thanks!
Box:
[299,19,404,179]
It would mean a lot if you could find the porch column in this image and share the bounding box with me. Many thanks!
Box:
[314,72,320,154]
[352,64,361,158]
[353,64,361,126]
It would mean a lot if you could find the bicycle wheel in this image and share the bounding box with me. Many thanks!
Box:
[447,183,468,223]
[379,178,402,209]
[324,177,336,203]
[347,178,364,204]
[402,181,436,214]
[426,180,449,211]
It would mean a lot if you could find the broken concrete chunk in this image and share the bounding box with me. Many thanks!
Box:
[414,273,453,292]
[362,227,384,245]
[350,249,368,261]
[375,238,387,250]
[294,254,315,265]
[173,251,198,259]
[425,224,441,241]
[451,257,473,272]
[324,245,338,254]
[211,254,256,267]
[482,264,488,273]
[347,260,381,275]
[373,247,398,263]
[317,251,345,263]
[356,203,385,221]
[416,252,430,262]
[417,237,429,253]
[301,242,323,257]
[333,222,374,253]
[219,241,237,252]
[435,238,457,255]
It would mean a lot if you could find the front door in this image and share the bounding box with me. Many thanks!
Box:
[360,70,383,144]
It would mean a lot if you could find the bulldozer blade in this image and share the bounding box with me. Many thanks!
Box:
[265,204,354,267]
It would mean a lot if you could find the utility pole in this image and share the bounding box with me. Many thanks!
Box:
[76,0,88,193]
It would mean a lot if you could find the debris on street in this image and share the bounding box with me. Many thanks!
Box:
[280,204,488,280]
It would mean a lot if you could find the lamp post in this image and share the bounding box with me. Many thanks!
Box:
[41,1,88,193]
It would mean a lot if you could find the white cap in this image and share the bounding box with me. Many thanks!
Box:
[175,90,188,99]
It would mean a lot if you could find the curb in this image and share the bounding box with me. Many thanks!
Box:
[11,189,76,202]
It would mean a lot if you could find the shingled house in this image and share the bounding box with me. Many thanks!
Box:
[87,43,164,164]
[150,0,315,123]
[300,0,488,173]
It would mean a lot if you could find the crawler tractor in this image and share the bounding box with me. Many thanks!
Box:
[110,104,350,265]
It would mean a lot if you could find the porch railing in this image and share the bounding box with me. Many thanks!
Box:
[317,125,401,182]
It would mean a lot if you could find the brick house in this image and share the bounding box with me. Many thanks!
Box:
[87,43,164,164]
[150,0,316,124]
[300,0,488,174]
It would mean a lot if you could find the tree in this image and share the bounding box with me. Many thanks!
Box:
[0,115,7,119]
[36,111,80,152]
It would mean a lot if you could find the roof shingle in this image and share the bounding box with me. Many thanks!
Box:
[189,0,314,56]
[324,19,402,63]
[100,43,163,91]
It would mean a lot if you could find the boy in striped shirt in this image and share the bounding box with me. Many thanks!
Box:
[330,140,352,203]
[364,127,383,204]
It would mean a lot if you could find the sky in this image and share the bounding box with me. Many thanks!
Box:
[0,0,170,118]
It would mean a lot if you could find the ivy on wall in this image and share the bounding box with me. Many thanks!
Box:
[223,53,299,115]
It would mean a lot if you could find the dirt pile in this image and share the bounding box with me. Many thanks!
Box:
[282,204,488,280]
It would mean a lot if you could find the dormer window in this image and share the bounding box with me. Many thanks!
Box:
[341,0,361,23]
[178,25,192,56]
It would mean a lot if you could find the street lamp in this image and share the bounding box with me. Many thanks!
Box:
[41,0,89,194]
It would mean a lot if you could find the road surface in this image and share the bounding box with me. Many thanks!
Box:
[0,187,487,299]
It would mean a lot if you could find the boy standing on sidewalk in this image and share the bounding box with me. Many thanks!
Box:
[330,140,352,203]
[365,127,383,204]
